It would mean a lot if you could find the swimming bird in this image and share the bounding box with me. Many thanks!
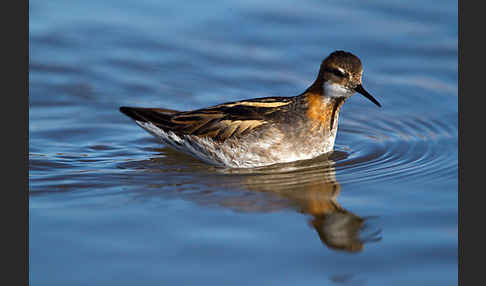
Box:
[120,50,381,168]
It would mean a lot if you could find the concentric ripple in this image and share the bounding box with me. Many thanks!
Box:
[332,112,457,185]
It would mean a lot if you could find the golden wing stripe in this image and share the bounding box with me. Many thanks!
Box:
[192,119,266,140]
[235,120,265,135]
[214,101,291,108]
[218,120,240,139]
[185,119,214,134]
[170,113,224,123]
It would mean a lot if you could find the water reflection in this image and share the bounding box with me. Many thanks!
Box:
[218,153,381,252]
[135,149,381,253]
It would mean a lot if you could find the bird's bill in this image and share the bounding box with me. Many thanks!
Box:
[354,84,381,107]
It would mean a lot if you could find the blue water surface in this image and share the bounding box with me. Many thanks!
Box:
[30,0,457,285]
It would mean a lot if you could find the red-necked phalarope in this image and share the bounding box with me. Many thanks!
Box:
[120,50,381,168]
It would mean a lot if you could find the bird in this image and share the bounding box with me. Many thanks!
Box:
[120,50,381,168]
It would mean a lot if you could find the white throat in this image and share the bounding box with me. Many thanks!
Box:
[323,82,354,98]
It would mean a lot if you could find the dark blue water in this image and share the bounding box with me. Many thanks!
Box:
[30,0,457,285]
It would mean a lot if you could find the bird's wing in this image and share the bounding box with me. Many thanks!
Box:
[120,96,293,141]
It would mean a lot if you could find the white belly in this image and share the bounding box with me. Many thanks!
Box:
[136,120,338,168]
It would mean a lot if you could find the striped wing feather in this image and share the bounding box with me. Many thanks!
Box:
[120,96,293,141]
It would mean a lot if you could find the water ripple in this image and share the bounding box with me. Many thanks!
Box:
[334,112,457,185]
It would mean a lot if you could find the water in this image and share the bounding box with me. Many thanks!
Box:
[29,0,457,285]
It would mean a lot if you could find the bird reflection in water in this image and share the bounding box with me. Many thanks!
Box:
[214,151,382,253]
[134,148,382,253]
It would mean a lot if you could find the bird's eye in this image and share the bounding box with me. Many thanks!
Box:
[329,68,346,77]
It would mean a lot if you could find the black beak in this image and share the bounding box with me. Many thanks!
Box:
[354,84,381,108]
